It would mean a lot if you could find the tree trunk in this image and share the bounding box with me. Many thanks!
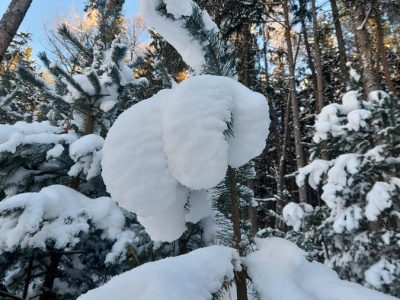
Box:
[329,0,349,90]
[39,252,62,300]
[300,18,320,113]
[22,254,34,299]
[311,0,324,113]
[283,0,308,203]
[373,1,399,98]
[227,167,248,300]
[0,0,33,63]
[353,3,380,96]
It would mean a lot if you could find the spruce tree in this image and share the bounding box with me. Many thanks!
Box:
[289,89,400,297]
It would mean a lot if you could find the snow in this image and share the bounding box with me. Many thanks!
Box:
[346,109,371,131]
[313,90,372,143]
[313,103,343,143]
[140,0,218,73]
[342,90,360,114]
[365,181,396,221]
[77,246,240,300]
[162,76,269,188]
[368,90,390,104]
[365,259,396,289]
[46,144,65,159]
[296,159,331,189]
[282,202,304,231]
[102,75,269,242]
[69,134,104,161]
[79,238,398,300]
[164,0,193,16]
[245,238,397,300]
[0,185,137,263]
[68,134,104,179]
[321,154,360,209]
[0,121,76,153]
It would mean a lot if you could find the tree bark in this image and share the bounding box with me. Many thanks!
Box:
[329,0,349,89]
[39,252,62,300]
[0,0,33,63]
[283,0,308,203]
[300,17,320,113]
[22,254,34,299]
[311,0,324,113]
[227,167,248,300]
[373,1,399,98]
[353,3,380,96]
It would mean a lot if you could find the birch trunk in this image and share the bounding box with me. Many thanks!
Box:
[0,0,33,63]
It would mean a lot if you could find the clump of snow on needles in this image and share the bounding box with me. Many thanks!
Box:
[77,245,240,300]
[102,75,269,242]
[0,185,136,263]
[282,202,312,231]
[140,0,218,73]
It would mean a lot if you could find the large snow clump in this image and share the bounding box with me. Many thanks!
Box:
[102,75,269,242]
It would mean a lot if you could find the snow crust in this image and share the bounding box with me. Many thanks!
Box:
[245,238,397,300]
[140,0,218,73]
[0,185,136,263]
[77,245,240,300]
[102,75,269,242]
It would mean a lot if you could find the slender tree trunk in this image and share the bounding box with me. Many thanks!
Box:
[39,252,62,300]
[353,3,380,95]
[277,95,290,196]
[300,18,320,112]
[22,254,34,299]
[373,1,399,98]
[311,0,324,112]
[0,0,33,63]
[227,167,248,300]
[283,1,308,203]
[329,0,349,89]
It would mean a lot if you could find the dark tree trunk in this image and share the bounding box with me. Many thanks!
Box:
[0,0,33,63]
[283,0,308,203]
[330,0,349,90]
[311,0,324,112]
[39,252,62,300]
[353,3,380,95]
[373,1,399,98]
[227,167,248,300]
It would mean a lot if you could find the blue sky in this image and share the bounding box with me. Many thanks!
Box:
[0,0,140,56]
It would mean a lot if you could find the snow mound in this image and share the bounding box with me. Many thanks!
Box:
[79,238,395,300]
[0,185,137,263]
[245,238,397,300]
[77,246,240,300]
[102,75,269,242]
